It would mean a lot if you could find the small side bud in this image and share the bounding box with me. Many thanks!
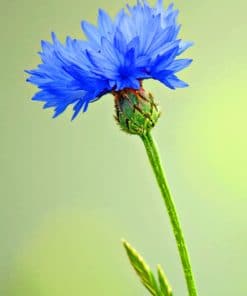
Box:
[113,87,161,136]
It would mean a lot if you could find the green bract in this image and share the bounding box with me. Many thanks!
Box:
[114,88,161,136]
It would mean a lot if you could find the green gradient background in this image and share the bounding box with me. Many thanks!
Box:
[1,0,247,295]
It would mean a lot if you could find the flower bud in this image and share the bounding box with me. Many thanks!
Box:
[114,87,160,136]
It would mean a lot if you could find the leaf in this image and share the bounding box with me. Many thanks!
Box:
[157,264,173,296]
[122,239,160,296]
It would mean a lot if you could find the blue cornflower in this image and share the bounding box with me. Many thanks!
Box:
[26,0,193,119]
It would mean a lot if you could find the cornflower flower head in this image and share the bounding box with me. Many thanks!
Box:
[26,0,193,121]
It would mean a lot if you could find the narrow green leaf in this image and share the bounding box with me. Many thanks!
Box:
[157,264,173,296]
[122,239,160,296]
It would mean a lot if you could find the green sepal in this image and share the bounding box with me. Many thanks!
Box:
[122,239,160,295]
[157,264,173,296]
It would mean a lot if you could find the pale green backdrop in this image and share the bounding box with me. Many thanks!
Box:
[1,0,247,295]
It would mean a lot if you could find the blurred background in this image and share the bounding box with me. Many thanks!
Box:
[1,0,247,295]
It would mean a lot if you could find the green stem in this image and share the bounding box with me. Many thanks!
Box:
[141,131,198,296]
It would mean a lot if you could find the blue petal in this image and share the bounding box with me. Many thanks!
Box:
[150,46,179,73]
[71,99,84,120]
[53,104,68,118]
[114,29,127,53]
[178,41,194,55]
[98,9,113,36]
[81,21,101,46]
[163,74,189,89]
[166,58,193,72]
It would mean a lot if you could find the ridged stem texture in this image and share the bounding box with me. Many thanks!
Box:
[141,131,198,296]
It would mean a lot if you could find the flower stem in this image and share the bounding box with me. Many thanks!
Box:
[141,131,198,296]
